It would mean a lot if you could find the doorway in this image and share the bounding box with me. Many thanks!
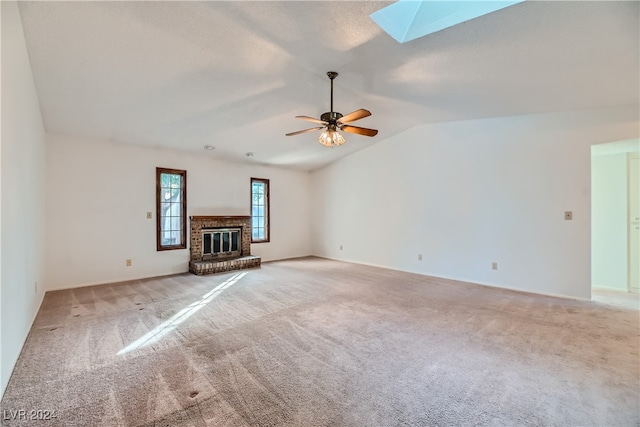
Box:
[591,139,639,293]
[628,153,639,292]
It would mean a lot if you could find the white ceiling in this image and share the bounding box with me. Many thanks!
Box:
[17,1,639,171]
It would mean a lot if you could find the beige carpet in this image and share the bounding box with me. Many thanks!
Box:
[1,257,638,426]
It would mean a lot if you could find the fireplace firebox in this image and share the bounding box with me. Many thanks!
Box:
[202,227,241,260]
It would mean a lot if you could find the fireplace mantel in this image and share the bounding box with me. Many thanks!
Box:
[190,216,251,221]
[189,215,260,275]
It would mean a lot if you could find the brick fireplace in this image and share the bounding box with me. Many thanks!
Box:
[189,216,261,275]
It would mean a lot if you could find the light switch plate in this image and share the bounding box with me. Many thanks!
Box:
[147,212,152,219]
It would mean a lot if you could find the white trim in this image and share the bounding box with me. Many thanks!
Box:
[628,152,640,292]
[314,256,591,302]
[1,292,45,399]
[46,272,189,292]
[260,254,314,264]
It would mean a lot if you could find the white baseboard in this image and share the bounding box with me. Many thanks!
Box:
[314,255,591,302]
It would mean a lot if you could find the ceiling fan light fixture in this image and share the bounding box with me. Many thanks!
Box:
[318,126,345,147]
[287,71,377,145]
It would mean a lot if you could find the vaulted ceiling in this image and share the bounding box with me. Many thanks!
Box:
[18,1,639,170]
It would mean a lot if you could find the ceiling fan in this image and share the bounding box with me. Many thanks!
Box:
[286,71,378,147]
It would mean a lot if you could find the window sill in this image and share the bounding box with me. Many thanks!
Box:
[157,245,187,251]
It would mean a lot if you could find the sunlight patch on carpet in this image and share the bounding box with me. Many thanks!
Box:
[117,272,247,355]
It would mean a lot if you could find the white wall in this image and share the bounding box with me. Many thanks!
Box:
[591,152,629,290]
[0,0,3,401]
[1,0,47,397]
[311,106,639,300]
[45,133,311,290]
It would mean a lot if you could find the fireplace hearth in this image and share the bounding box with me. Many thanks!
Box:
[189,216,261,275]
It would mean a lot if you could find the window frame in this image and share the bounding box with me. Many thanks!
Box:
[156,167,187,251]
[250,177,270,243]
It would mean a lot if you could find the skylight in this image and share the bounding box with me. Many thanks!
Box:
[370,0,525,43]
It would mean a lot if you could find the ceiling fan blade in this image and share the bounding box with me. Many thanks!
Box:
[286,126,325,137]
[295,115,328,125]
[337,109,371,124]
[341,125,378,137]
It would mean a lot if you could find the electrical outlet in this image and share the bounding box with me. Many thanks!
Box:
[418,254,423,261]
[564,211,573,220]
[126,259,132,267]
[146,212,152,219]
[492,262,498,270]
[340,245,343,251]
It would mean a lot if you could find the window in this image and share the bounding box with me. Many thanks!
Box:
[156,168,187,251]
[251,178,270,243]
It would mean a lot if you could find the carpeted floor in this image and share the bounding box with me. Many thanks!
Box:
[1,257,638,426]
